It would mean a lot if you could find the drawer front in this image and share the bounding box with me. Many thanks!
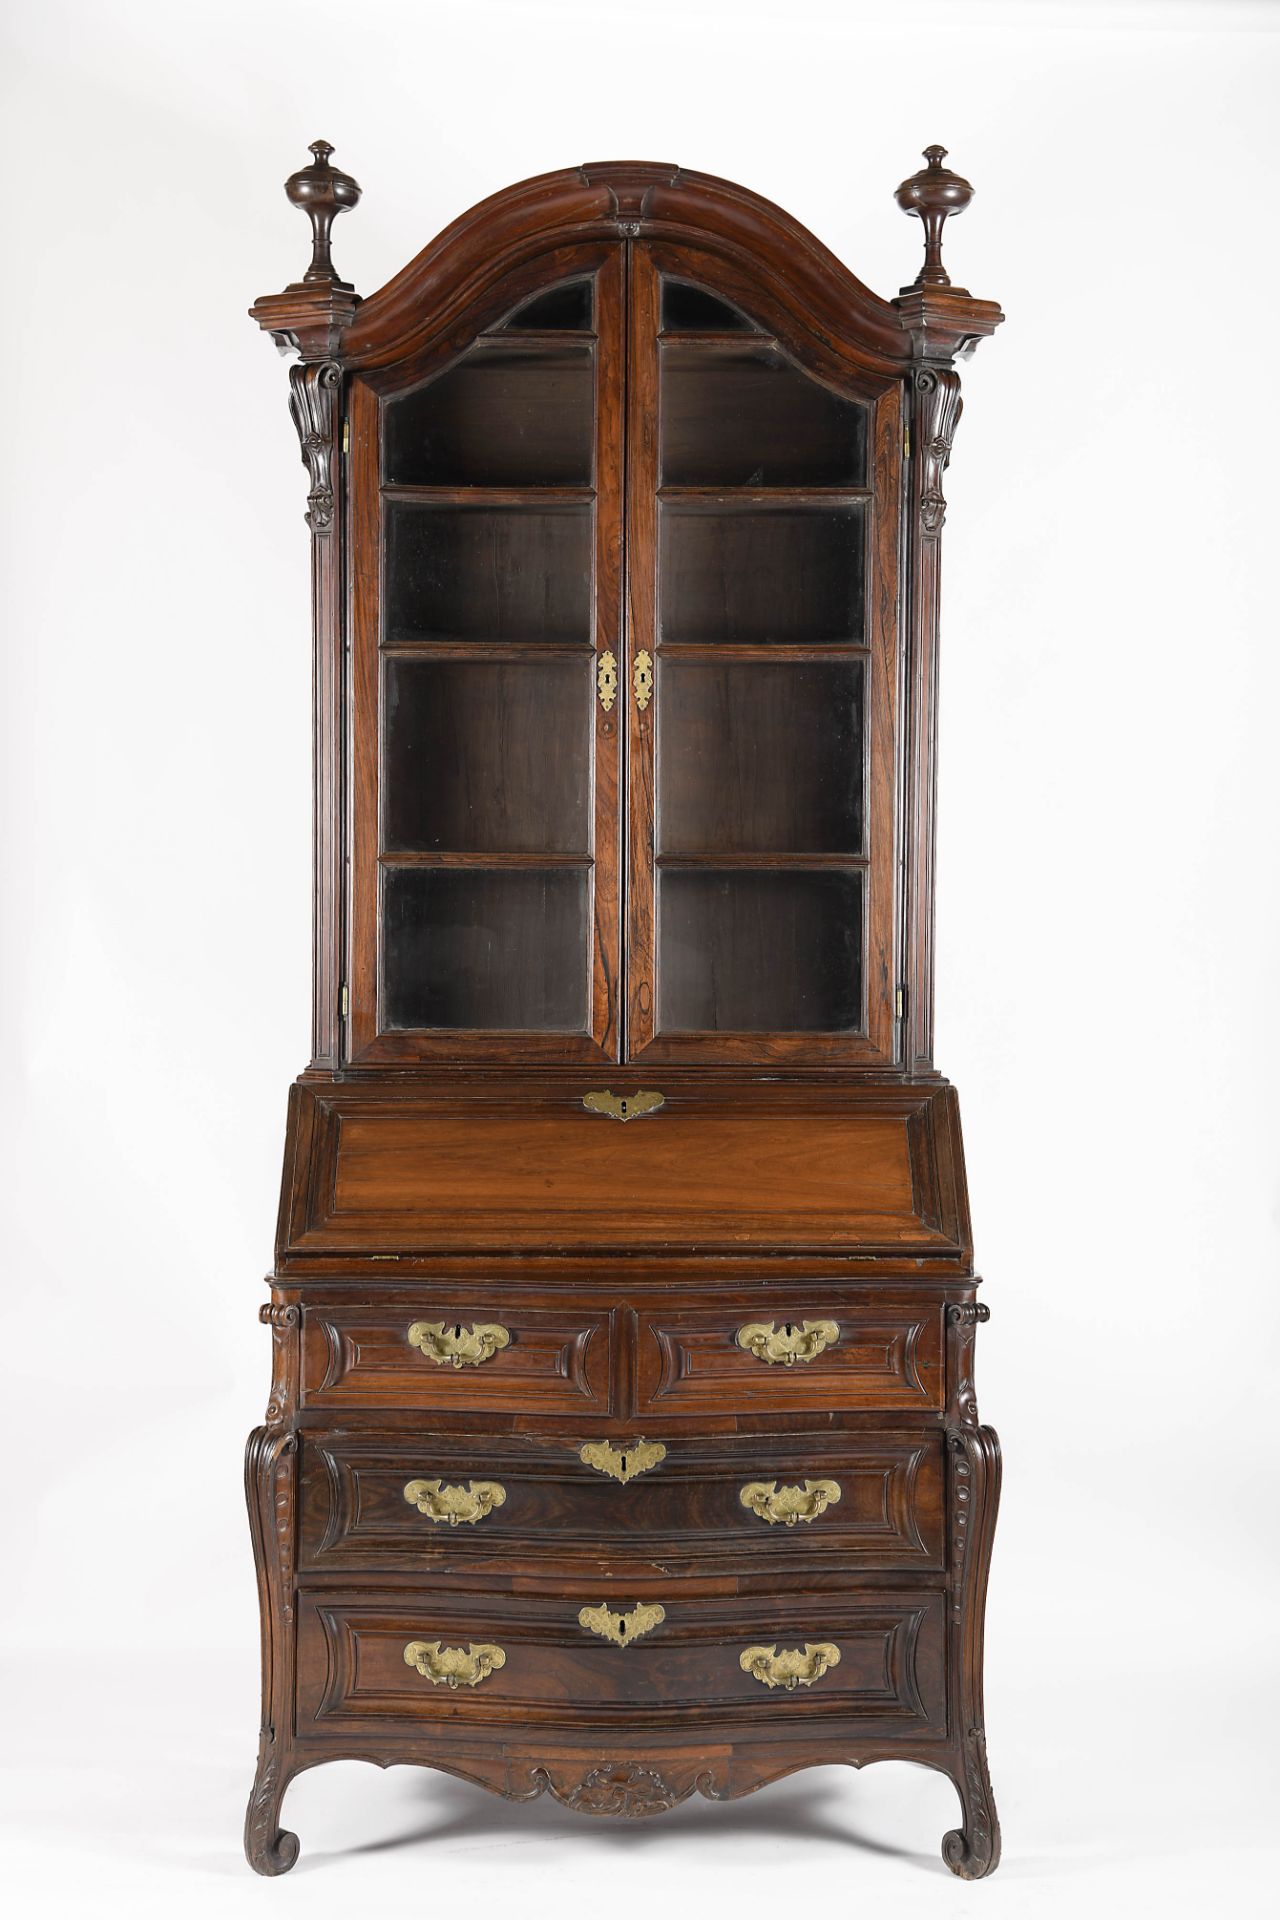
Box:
[297,1588,945,1734]
[634,1302,943,1416]
[300,1303,615,1413]
[298,1431,945,1573]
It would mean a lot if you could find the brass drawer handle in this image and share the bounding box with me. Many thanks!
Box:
[739,1479,842,1527]
[633,649,653,710]
[578,1602,666,1647]
[579,1439,666,1482]
[582,1089,664,1123]
[402,1479,507,1526]
[403,1640,506,1689]
[407,1321,511,1369]
[597,650,618,711]
[736,1319,840,1366]
[739,1642,842,1691]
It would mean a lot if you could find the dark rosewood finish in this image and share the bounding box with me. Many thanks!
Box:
[246,144,1004,1877]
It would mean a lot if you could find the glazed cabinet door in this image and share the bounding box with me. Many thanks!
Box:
[347,248,625,1062]
[623,246,901,1064]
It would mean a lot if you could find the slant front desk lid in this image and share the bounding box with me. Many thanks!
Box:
[277,1080,971,1261]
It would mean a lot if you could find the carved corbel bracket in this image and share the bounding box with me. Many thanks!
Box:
[287,362,342,532]
[912,366,963,539]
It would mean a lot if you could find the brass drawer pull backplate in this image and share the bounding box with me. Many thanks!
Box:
[402,1479,507,1526]
[739,1478,842,1526]
[578,1602,666,1647]
[736,1319,841,1366]
[407,1321,511,1369]
[739,1642,842,1691]
[403,1641,506,1689]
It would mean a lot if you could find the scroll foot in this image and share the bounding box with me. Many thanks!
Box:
[245,1733,299,1876]
[942,1728,1001,1879]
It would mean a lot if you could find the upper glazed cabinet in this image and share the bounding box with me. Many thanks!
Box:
[254,153,1001,1072]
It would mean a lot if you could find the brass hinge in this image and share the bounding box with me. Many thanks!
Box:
[903,424,910,458]
[340,982,349,1020]
[895,984,909,1020]
[342,419,349,454]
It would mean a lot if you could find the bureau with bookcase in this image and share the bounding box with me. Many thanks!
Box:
[245,143,1004,1876]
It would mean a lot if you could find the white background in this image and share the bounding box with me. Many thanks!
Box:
[2,1,1277,1913]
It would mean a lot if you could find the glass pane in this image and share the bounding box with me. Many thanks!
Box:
[658,869,862,1033]
[383,867,588,1031]
[661,344,867,487]
[657,660,863,855]
[502,281,593,330]
[661,281,758,333]
[660,504,864,646]
[383,344,593,487]
[384,658,591,854]
[384,502,592,644]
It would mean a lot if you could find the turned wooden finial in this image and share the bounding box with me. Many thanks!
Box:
[895,145,974,292]
[285,139,361,289]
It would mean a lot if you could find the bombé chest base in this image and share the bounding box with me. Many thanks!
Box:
[246,1073,1000,1878]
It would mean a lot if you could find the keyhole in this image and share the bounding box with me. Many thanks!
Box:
[619,1099,629,1117]
[617,1614,627,1639]
[453,1324,462,1339]
[783,1322,795,1337]
[619,1454,628,1476]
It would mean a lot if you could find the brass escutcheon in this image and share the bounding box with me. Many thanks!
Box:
[582,1089,664,1123]
[578,1602,666,1647]
[402,1479,507,1526]
[735,1319,841,1367]
[597,650,619,712]
[406,1321,511,1369]
[739,1479,843,1527]
[403,1640,506,1689]
[578,1439,667,1483]
[739,1642,842,1691]
[633,650,653,710]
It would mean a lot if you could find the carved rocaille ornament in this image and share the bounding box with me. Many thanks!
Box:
[550,1761,682,1817]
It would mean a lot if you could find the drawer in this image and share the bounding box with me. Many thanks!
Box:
[296,1587,946,1735]
[298,1430,945,1574]
[300,1301,615,1414]
[633,1300,943,1416]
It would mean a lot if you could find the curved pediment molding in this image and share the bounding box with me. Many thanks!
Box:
[337,161,999,379]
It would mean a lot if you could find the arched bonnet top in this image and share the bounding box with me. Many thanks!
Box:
[252,155,1002,374]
